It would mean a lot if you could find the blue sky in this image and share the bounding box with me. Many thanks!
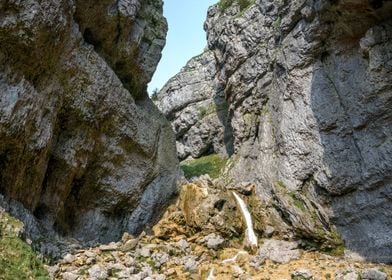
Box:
[148,0,217,94]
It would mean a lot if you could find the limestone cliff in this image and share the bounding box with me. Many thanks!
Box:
[0,0,179,255]
[157,50,231,160]
[157,0,392,262]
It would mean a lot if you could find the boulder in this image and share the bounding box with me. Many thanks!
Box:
[258,239,301,264]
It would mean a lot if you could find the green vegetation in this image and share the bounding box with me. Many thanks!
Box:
[198,106,210,119]
[272,16,282,29]
[181,154,228,179]
[150,88,159,101]
[243,112,259,127]
[218,0,254,12]
[321,229,345,256]
[0,236,50,279]
[274,181,307,212]
[0,211,50,280]
[273,181,345,255]
[323,243,345,256]
[190,50,207,61]
[136,257,157,272]
[289,193,307,212]
[198,102,228,119]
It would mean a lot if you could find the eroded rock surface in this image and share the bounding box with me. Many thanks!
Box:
[157,0,392,262]
[0,0,179,255]
[157,50,231,160]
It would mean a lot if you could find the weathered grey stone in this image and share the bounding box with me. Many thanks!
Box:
[264,226,275,238]
[62,253,76,264]
[46,264,60,277]
[157,0,392,262]
[291,268,313,279]
[88,264,108,280]
[99,243,119,251]
[84,251,96,259]
[203,233,225,250]
[258,239,301,264]
[183,255,198,272]
[138,247,151,258]
[232,265,245,277]
[0,0,179,257]
[124,255,136,267]
[361,268,387,280]
[151,252,169,268]
[154,275,166,280]
[61,272,79,280]
[117,269,132,279]
[121,238,139,251]
[176,239,189,251]
[335,270,360,280]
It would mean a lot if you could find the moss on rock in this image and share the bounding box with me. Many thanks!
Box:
[0,210,50,279]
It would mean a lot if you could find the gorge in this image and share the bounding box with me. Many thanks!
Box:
[157,0,392,263]
[0,0,391,278]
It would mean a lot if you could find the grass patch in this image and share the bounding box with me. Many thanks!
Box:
[181,154,228,179]
[274,181,307,212]
[321,229,345,256]
[289,193,307,212]
[218,0,254,12]
[0,236,50,279]
[0,211,50,280]
[323,244,345,256]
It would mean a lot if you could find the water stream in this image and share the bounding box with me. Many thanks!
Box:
[221,251,247,264]
[232,191,258,251]
[206,267,215,280]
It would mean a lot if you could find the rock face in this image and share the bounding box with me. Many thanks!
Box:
[0,0,179,249]
[157,50,232,160]
[157,0,392,262]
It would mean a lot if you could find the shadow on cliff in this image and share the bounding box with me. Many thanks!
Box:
[213,87,235,157]
[309,48,392,263]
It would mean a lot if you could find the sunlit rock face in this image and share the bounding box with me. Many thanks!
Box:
[0,0,179,254]
[157,0,392,262]
[156,50,231,160]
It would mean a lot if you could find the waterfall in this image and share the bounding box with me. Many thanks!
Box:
[206,267,215,280]
[232,191,258,252]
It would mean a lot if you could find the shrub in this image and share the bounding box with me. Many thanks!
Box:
[218,0,253,12]
[150,88,159,101]
[181,154,228,179]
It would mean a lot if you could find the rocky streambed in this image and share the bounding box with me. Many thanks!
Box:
[45,176,391,280]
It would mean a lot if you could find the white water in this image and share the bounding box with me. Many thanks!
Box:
[221,251,247,264]
[206,267,215,280]
[232,191,258,251]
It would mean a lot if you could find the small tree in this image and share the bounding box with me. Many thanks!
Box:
[151,88,159,101]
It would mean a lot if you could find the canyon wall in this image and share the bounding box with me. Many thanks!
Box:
[0,0,179,253]
[157,0,392,262]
